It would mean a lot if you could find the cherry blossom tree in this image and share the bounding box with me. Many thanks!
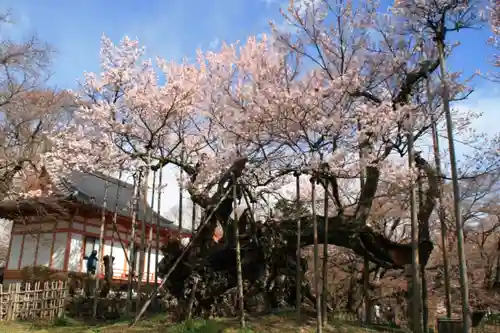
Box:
[490,0,500,80]
[47,36,204,175]
[0,12,74,201]
[0,12,77,277]
[46,0,495,320]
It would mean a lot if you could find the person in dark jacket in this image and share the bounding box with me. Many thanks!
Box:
[84,250,98,275]
[83,250,99,297]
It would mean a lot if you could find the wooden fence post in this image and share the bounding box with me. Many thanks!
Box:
[0,284,3,321]
[437,318,463,333]
[13,282,20,320]
[1,280,69,322]
[5,284,13,321]
[58,281,67,318]
[34,282,40,319]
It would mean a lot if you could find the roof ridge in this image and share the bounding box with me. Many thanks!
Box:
[37,160,186,232]
[79,170,134,190]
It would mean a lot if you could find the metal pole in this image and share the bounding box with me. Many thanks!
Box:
[437,39,469,333]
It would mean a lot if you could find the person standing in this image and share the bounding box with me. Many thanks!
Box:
[84,250,99,296]
[85,250,99,275]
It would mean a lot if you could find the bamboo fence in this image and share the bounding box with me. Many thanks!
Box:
[0,281,68,321]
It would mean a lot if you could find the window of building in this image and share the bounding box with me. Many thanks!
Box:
[124,243,143,278]
[84,236,99,257]
[132,243,141,274]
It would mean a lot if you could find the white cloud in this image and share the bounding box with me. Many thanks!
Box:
[453,84,499,140]
[414,82,499,163]
[208,37,220,50]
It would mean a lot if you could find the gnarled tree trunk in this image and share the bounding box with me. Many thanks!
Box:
[156,152,438,319]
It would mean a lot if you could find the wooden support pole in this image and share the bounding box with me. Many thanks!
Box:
[146,169,156,285]
[191,200,196,232]
[186,276,199,320]
[321,179,329,326]
[154,167,163,289]
[358,119,372,326]
[109,167,124,271]
[311,175,322,333]
[137,166,148,309]
[127,173,141,315]
[294,170,301,321]
[409,119,423,333]
[131,185,234,327]
[427,64,452,319]
[178,157,184,231]
[437,38,469,332]
[233,174,246,328]
[418,171,429,332]
[93,176,109,319]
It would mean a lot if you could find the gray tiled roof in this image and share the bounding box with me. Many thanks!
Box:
[58,170,188,232]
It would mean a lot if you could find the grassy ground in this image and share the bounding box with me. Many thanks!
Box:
[2,311,497,333]
[0,311,409,333]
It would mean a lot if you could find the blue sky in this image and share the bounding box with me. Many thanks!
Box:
[1,0,497,225]
[1,0,281,89]
[2,0,494,89]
